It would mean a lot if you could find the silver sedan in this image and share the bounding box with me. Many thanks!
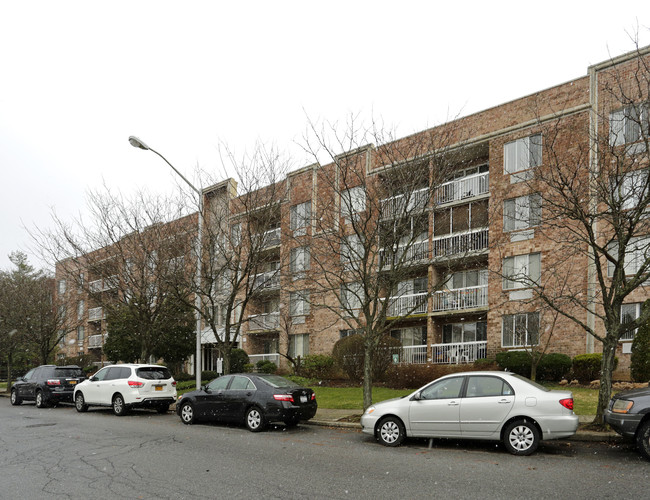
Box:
[361,371,578,455]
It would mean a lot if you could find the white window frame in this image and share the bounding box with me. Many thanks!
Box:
[77,300,84,321]
[504,134,542,174]
[58,279,66,295]
[341,234,363,268]
[290,201,311,235]
[341,187,366,219]
[289,333,309,358]
[503,253,541,290]
[612,169,649,211]
[290,290,310,317]
[502,312,539,348]
[290,246,310,274]
[504,193,541,232]
[77,326,85,343]
[341,282,363,312]
[607,235,650,277]
[609,104,650,146]
[621,303,642,341]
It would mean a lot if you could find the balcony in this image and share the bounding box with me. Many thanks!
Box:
[248,312,280,331]
[431,341,487,364]
[432,228,488,257]
[88,307,104,322]
[88,276,118,293]
[386,292,428,317]
[253,270,280,291]
[88,334,107,349]
[379,239,429,267]
[248,353,280,365]
[380,187,429,219]
[389,344,428,364]
[258,227,281,248]
[434,172,489,205]
[432,285,488,312]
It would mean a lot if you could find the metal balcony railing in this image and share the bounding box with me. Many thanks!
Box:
[432,228,488,257]
[432,285,488,312]
[248,353,280,365]
[248,312,280,331]
[258,227,281,248]
[88,334,107,349]
[253,270,280,290]
[389,345,428,364]
[431,341,487,364]
[386,292,428,317]
[380,187,429,219]
[88,307,104,322]
[379,239,429,267]
[434,172,489,205]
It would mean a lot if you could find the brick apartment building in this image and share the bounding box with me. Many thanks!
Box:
[56,45,650,378]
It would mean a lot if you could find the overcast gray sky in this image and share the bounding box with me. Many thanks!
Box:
[1,1,649,272]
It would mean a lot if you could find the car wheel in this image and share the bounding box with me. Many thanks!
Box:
[35,391,47,408]
[635,420,650,460]
[10,389,22,406]
[112,394,128,416]
[377,416,406,447]
[75,392,88,412]
[284,416,300,427]
[179,402,196,425]
[503,419,540,456]
[156,404,170,414]
[245,407,266,432]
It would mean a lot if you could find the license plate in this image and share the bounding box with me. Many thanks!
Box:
[69,381,77,385]
[300,395,308,403]
[155,385,163,391]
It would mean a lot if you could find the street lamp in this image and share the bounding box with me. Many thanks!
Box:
[129,136,204,389]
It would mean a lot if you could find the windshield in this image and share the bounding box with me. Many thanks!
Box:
[54,368,83,377]
[256,374,299,388]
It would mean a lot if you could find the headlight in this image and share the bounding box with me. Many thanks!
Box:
[365,406,376,415]
[611,399,634,414]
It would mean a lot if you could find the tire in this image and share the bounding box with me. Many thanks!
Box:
[10,389,22,406]
[245,407,266,432]
[75,392,88,412]
[35,391,47,408]
[503,419,540,456]
[377,416,406,447]
[635,420,650,460]
[179,402,196,425]
[112,394,128,416]
[156,404,170,414]
[284,416,300,427]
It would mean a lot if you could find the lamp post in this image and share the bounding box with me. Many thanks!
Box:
[128,136,204,389]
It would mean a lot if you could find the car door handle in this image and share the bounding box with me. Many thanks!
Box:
[498,399,512,404]
[448,401,460,406]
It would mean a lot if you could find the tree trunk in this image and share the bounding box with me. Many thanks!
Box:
[530,360,537,382]
[363,344,373,410]
[222,345,231,375]
[6,352,13,393]
[594,339,618,424]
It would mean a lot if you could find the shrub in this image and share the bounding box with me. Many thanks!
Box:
[385,364,470,389]
[631,320,650,382]
[300,355,335,379]
[243,363,254,372]
[495,351,531,377]
[331,334,401,382]
[572,353,618,384]
[537,353,572,381]
[201,370,218,382]
[474,358,498,370]
[174,372,194,382]
[255,360,277,374]
[229,348,249,373]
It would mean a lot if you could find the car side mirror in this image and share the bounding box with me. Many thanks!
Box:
[19,376,26,382]
[410,392,421,401]
[90,376,98,382]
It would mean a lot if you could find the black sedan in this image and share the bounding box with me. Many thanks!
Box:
[604,386,650,460]
[176,373,317,431]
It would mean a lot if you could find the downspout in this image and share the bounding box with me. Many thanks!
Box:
[586,65,598,353]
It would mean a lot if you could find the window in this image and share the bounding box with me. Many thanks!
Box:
[396,277,427,296]
[207,376,232,391]
[341,234,363,268]
[503,253,541,290]
[341,282,363,311]
[502,312,539,347]
[77,300,84,321]
[289,334,309,358]
[442,321,487,343]
[610,104,649,146]
[504,134,542,174]
[611,169,649,210]
[446,269,488,290]
[231,223,241,246]
[621,303,642,341]
[341,187,366,219]
[390,326,426,346]
[434,200,488,235]
[58,305,66,320]
[57,279,66,295]
[290,291,310,316]
[466,376,514,398]
[78,273,84,293]
[608,235,650,277]
[340,328,361,339]
[77,326,84,343]
[420,377,464,400]
[290,246,310,274]
[230,376,255,390]
[504,193,541,231]
[290,201,311,234]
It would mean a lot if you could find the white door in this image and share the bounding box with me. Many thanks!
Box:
[408,376,464,437]
[460,375,515,436]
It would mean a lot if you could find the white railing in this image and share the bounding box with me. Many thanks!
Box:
[88,334,107,349]
[88,307,104,322]
[248,353,280,365]
[431,341,487,364]
[386,292,428,317]
[89,280,102,293]
[259,227,281,248]
[253,270,280,290]
[248,312,280,331]
[434,172,489,205]
[432,285,488,312]
[432,228,488,257]
[379,239,429,267]
[89,276,118,293]
[380,187,429,219]
[389,344,428,364]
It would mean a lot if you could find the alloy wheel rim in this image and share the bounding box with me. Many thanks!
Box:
[248,410,261,429]
[380,421,399,443]
[11,391,16,403]
[182,405,193,422]
[509,425,534,450]
[114,398,123,412]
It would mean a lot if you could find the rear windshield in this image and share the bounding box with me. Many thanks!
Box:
[511,373,550,392]
[54,368,84,378]
[136,367,172,380]
[256,374,299,388]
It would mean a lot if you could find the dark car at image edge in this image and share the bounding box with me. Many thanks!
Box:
[176,373,317,431]
[11,365,86,407]
[604,386,650,460]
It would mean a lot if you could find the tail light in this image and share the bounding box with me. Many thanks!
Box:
[559,398,574,410]
[273,394,294,402]
[128,380,144,388]
[46,379,61,386]
[311,393,316,401]
[172,381,177,387]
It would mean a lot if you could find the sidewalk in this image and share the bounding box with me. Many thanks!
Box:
[308,408,621,443]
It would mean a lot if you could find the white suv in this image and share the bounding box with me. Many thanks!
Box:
[73,364,177,416]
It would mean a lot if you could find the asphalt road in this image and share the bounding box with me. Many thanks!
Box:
[1,399,648,500]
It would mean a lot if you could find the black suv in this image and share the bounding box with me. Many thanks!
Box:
[604,386,650,460]
[11,365,86,408]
